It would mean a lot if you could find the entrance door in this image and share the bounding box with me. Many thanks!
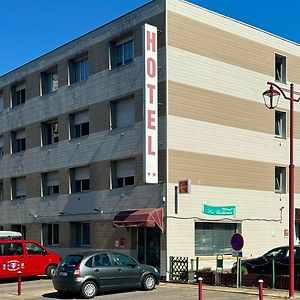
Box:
[137,227,160,270]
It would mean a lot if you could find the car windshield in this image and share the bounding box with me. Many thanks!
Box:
[264,248,287,259]
[61,255,83,267]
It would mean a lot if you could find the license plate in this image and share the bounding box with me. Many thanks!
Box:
[59,272,67,276]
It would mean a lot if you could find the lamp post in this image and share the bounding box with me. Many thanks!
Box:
[263,82,300,299]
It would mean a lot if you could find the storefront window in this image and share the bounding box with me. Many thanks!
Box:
[195,222,237,256]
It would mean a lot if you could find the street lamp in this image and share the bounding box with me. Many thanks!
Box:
[263,82,300,299]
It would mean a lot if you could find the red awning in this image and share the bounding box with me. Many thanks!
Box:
[113,208,164,232]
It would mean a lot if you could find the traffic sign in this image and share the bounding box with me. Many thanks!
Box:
[231,233,244,251]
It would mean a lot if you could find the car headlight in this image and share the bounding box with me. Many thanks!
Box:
[153,267,159,274]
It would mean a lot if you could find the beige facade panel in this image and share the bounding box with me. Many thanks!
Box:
[3,178,11,200]
[26,123,41,149]
[90,160,110,191]
[168,11,300,85]
[58,168,70,195]
[3,132,10,155]
[58,60,69,88]
[3,86,10,109]
[25,71,40,100]
[26,224,42,241]
[91,221,129,249]
[167,0,300,58]
[58,113,69,141]
[89,41,109,76]
[26,173,41,198]
[168,81,274,135]
[168,149,274,191]
[59,222,71,247]
[89,101,110,134]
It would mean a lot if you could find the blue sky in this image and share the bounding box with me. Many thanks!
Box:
[1,0,299,76]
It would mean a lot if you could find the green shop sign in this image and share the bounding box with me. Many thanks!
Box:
[202,204,236,216]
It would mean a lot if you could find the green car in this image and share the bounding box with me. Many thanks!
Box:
[52,251,160,299]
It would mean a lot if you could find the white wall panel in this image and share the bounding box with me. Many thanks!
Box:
[168,46,300,112]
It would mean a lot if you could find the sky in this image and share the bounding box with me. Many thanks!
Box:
[0,0,299,77]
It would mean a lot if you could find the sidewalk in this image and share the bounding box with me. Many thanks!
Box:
[165,282,300,299]
[202,284,300,299]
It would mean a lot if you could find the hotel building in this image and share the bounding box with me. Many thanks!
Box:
[1,0,300,277]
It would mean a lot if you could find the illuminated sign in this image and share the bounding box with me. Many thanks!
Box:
[178,179,191,194]
[202,204,236,216]
[143,23,158,184]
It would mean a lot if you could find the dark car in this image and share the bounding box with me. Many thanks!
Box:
[232,246,300,275]
[52,251,160,299]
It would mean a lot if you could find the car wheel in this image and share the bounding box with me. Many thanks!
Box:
[46,265,57,278]
[143,274,156,291]
[81,281,98,299]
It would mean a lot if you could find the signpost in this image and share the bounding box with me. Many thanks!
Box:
[231,233,244,288]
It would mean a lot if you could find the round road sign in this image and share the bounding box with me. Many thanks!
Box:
[231,233,244,251]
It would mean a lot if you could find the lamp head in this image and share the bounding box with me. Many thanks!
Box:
[263,84,280,109]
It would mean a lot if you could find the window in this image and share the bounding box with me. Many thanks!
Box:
[25,242,44,255]
[112,159,135,188]
[74,222,90,246]
[47,224,59,246]
[0,181,3,200]
[42,171,59,196]
[71,166,90,193]
[11,129,26,153]
[69,56,88,84]
[111,39,133,68]
[275,166,286,193]
[11,83,26,107]
[42,120,58,146]
[70,110,89,139]
[94,253,111,267]
[0,135,3,158]
[275,110,286,139]
[111,253,134,267]
[12,177,26,199]
[41,69,58,95]
[111,98,135,129]
[275,54,286,83]
[11,224,26,239]
[0,92,3,112]
[0,242,23,256]
[195,222,237,256]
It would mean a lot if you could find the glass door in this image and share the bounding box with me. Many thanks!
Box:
[137,227,160,270]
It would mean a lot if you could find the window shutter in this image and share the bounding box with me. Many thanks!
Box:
[74,111,89,125]
[47,172,59,186]
[116,99,134,128]
[16,130,25,139]
[16,177,25,197]
[116,160,135,178]
[75,166,89,180]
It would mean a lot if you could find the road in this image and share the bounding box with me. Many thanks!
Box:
[0,277,290,299]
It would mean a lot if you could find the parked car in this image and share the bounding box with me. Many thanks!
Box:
[0,239,61,279]
[232,245,300,275]
[52,251,160,299]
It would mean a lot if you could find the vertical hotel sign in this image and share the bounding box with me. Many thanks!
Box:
[143,24,158,184]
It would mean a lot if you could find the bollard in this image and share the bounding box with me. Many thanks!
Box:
[258,279,263,300]
[198,277,203,300]
[17,271,22,295]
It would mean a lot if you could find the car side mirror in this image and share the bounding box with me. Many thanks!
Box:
[42,249,48,256]
[129,262,136,268]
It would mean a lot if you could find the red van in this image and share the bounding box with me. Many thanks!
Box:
[0,239,61,278]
